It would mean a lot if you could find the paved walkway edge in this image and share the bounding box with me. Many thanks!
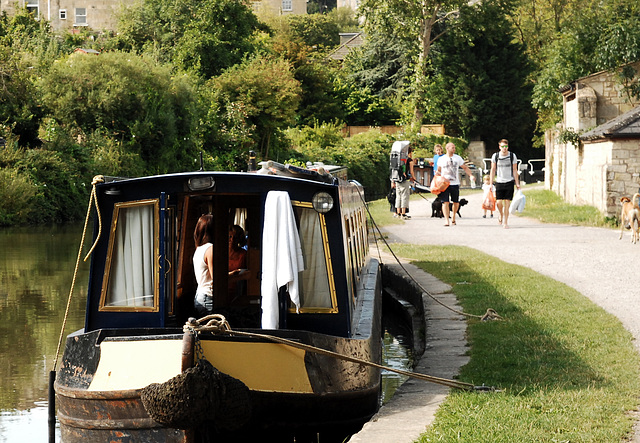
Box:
[349,255,470,443]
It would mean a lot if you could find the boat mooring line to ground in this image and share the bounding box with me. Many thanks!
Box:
[359,187,503,323]
[185,315,494,392]
[52,175,104,372]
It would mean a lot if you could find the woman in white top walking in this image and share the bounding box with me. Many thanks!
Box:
[193,214,215,316]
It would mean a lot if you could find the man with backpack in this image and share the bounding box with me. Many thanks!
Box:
[489,139,521,229]
[389,141,415,220]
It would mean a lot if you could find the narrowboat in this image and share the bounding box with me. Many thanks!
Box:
[54,161,382,442]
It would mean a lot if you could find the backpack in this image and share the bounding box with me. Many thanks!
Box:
[390,141,411,182]
[492,151,514,179]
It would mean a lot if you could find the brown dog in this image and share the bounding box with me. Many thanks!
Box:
[619,193,640,243]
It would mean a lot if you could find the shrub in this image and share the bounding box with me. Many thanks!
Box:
[0,167,37,225]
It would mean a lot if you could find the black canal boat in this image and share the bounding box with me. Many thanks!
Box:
[54,162,382,441]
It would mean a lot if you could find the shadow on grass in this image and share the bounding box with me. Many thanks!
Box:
[412,257,617,392]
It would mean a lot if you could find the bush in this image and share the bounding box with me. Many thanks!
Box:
[0,167,37,225]
[285,124,393,199]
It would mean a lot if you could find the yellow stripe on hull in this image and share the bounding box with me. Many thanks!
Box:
[201,341,313,393]
[88,339,183,391]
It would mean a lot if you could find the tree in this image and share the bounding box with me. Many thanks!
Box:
[512,0,640,132]
[115,0,265,79]
[204,56,302,159]
[286,14,340,51]
[343,30,413,99]
[358,0,466,124]
[39,51,199,172]
[424,0,536,155]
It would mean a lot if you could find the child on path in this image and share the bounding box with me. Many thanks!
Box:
[481,175,496,218]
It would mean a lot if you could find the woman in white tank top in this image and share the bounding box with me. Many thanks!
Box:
[193,214,215,316]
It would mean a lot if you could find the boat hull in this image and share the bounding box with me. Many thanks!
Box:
[55,331,381,442]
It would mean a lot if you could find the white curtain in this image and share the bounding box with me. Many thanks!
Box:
[105,203,155,307]
[297,208,331,308]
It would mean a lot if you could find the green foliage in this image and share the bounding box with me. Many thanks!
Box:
[0,167,37,225]
[0,135,88,224]
[326,7,359,33]
[39,51,199,173]
[424,1,537,155]
[286,123,393,199]
[295,62,346,126]
[358,0,467,123]
[343,31,412,99]
[407,133,468,158]
[285,121,346,160]
[333,74,401,126]
[0,45,42,146]
[208,55,302,159]
[339,130,394,199]
[520,0,640,132]
[286,14,340,51]
[115,0,264,79]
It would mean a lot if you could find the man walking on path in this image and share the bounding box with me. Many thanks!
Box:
[436,142,473,226]
[489,139,520,229]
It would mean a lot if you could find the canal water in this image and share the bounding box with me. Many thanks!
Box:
[0,224,412,442]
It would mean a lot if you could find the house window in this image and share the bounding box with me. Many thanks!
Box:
[75,8,87,25]
[26,0,39,17]
[59,9,67,19]
[282,0,292,11]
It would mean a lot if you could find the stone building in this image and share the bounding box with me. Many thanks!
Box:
[545,61,640,217]
[1,0,306,33]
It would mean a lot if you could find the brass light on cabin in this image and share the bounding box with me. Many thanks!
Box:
[187,176,215,191]
[312,192,334,213]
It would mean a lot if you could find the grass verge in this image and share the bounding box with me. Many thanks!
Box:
[385,243,640,443]
[520,188,617,228]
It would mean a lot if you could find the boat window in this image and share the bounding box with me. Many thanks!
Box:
[294,206,337,312]
[100,199,159,311]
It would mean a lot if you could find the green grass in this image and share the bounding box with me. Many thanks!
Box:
[522,189,618,228]
[384,244,640,443]
[366,192,639,442]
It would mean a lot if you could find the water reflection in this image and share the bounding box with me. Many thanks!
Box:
[0,224,88,442]
[380,304,415,405]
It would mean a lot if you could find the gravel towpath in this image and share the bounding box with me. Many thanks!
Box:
[376,186,640,442]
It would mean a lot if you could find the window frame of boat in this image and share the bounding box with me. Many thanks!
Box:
[289,200,338,314]
[99,198,161,312]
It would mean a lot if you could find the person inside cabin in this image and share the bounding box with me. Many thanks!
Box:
[228,225,248,299]
[229,224,247,274]
[193,214,215,317]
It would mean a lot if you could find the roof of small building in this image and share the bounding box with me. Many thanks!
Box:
[327,32,364,61]
[580,106,640,141]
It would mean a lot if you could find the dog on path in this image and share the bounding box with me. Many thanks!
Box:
[619,193,640,244]
[431,197,468,218]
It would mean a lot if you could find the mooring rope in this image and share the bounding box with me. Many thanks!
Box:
[184,315,479,391]
[355,186,502,322]
[52,175,104,372]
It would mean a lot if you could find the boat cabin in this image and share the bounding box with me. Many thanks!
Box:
[85,169,370,338]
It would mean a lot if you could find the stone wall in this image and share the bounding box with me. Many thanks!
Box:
[547,64,640,217]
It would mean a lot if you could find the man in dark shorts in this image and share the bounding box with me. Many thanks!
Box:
[489,139,521,229]
[436,142,473,226]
